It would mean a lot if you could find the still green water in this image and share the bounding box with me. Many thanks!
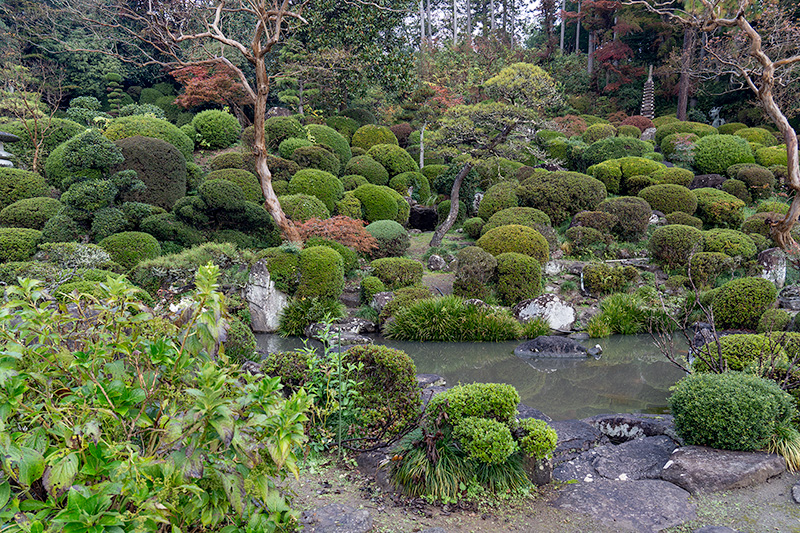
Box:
[255,334,687,421]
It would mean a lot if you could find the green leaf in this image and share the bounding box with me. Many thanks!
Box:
[0,480,10,508]
[43,452,78,497]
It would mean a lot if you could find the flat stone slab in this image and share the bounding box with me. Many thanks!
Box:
[553,478,695,532]
[517,402,552,422]
[594,436,678,481]
[582,413,678,443]
[661,446,786,494]
[694,527,740,533]
[551,419,609,465]
[515,336,588,358]
[553,448,599,483]
[300,503,373,533]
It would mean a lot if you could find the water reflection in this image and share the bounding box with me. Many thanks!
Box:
[255,334,687,421]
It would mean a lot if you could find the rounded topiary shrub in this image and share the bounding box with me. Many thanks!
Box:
[360,275,386,304]
[341,174,369,192]
[0,168,51,211]
[352,183,398,223]
[736,166,775,200]
[0,197,61,230]
[516,171,607,226]
[693,134,755,175]
[344,155,390,186]
[296,245,345,300]
[694,333,786,373]
[692,188,746,228]
[453,246,497,300]
[758,308,792,333]
[571,210,618,233]
[104,115,194,159]
[582,123,617,144]
[665,211,703,229]
[652,166,694,187]
[718,122,748,135]
[703,228,757,260]
[287,169,344,213]
[735,127,778,147]
[370,257,423,290]
[649,224,704,268]
[364,219,409,258]
[476,225,549,265]
[208,151,245,171]
[0,228,42,261]
[713,277,777,330]
[582,137,655,167]
[519,418,558,460]
[99,231,161,270]
[205,168,263,204]
[586,160,623,194]
[305,124,352,165]
[583,262,638,295]
[278,137,313,159]
[481,207,552,237]
[463,217,485,239]
[326,116,360,140]
[721,178,752,205]
[755,146,787,167]
[351,125,399,151]
[617,125,641,138]
[366,144,418,177]
[199,178,248,212]
[688,252,733,287]
[478,181,519,221]
[597,196,652,241]
[278,194,330,223]
[290,145,341,175]
[638,184,697,215]
[264,116,305,148]
[669,372,795,451]
[454,417,517,464]
[113,136,187,210]
[495,252,542,306]
[654,120,717,145]
[41,214,82,243]
[430,382,520,425]
[191,109,241,149]
[140,212,204,247]
[741,212,781,239]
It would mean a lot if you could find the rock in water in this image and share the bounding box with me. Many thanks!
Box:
[514,336,587,358]
[245,260,289,333]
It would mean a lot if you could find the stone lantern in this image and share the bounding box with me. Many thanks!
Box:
[0,131,20,168]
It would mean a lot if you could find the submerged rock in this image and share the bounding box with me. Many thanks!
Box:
[514,336,588,358]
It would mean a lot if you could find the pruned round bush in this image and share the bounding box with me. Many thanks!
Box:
[104,115,194,159]
[757,201,790,215]
[695,333,786,374]
[583,262,638,295]
[454,246,497,300]
[665,211,703,229]
[334,193,361,219]
[296,245,345,300]
[370,257,423,290]
[582,137,655,167]
[366,144,418,177]
[717,122,748,135]
[352,183,398,223]
[638,184,697,215]
[113,136,187,210]
[693,188,746,228]
[287,168,344,213]
[364,219,409,258]
[755,146,788,167]
[306,124,351,165]
[0,168,51,212]
[199,178,248,212]
[495,252,542,306]
[597,196,652,241]
[654,120,717,145]
[586,160,623,194]
[669,372,795,451]
[0,228,42,261]
[0,197,61,230]
[741,212,781,238]
[99,231,161,270]
[652,167,694,187]
[617,125,641,138]
[572,210,618,233]
[693,134,755,175]
[516,171,607,225]
[41,214,82,243]
[59,129,124,183]
[476,224,549,264]
[473,157,524,188]
[60,179,119,221]
[758,308,792,333]
[721,179,752,205]
[344,155,390,186]
[429,382,520,425]
[518,419,558,460]
[582,123,617,144]
[290,145,341,175]
[391,171,431,202]
[205,168,262,204]
[360,275,386,304]
[649,224,704,268]
[463,217,485,239]
[688,252,733,286]
[191,109,241,149]
[659,132,699,159]
[140,211,204,247]
[278,193,330,223]
[481,207,552,237]
[304,237,357,275]
[325,116,360,140]
[341,174,369,192]
[454,417,517,464]
[566,226,607,251]
[478,181,519,220]
[351,125,399,151]
[703,228,757,260]
[736,166,775,199]
[91,207,130,241]
[713,277,777,330]
[735,127,778,147]
[278,137,313,159]
[264,116,304,148]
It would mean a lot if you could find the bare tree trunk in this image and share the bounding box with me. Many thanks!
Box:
[254,56,300,244]
[677,26,695,121]
[453,0,458,44]
[430,162,471,247]
[427,0,432,40]
[575,0,581,53]
[490,0,496,32]
[588,31,595,74]
[467,0,472,45]
[419,123,426,169]
[560,0,566,52]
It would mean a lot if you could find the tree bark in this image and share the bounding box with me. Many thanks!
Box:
[254,55,300,244]
[429,162,471,247]
[677,26,695,121]
[588,31,595,74]
[575,1,581,53]
[419,123,426,169]
[560,0,566,52]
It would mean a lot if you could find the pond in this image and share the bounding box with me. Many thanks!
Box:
[255,334,688,421]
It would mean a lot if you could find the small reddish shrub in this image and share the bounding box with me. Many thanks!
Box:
[298,215,378,254]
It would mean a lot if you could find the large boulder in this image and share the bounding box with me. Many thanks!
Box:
[550,419,609,465]
[759,247,787,289]
[245,260,289,333]
[515,336,588,358]
[689,174,726,190]
[582,413,679,443]
[593,436,678,481]
[661,446,786,494]
[513,294,576,332]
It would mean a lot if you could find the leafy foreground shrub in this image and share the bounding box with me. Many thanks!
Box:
[692,333,786,373]
[669,372,795,451]
[0,267,310,532]
[385,295,523,341]
[277,296,346,337]
[0,228,42,262]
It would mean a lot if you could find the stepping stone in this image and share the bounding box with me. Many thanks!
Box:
[582,413,678,443]
[553,448,599,483]
[300,503,373,533]
[551,419,609,465]
[694,527,740,533]
[661,446,786,494]
[593,436,678,481]
[553,478,695,532]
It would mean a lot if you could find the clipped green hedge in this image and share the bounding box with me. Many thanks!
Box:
[476,224,549,265]
[192,109,241,149]
[638,184,697,215]
[516,171,607,225]
[0,197,61,230]
[104,115,194,159]
[287,169,344,213]
[649,224,704,268]
[305,124,352,165]
[366,144,418,177]
[495,252,542,306]
[654,120,717,145]
[0,228,42,261]
[278,193,330,223]
[352,183,398,223]
[364,219,409,258]
[344,155,390,186]
[693,188,746,228]
[597,196,652,241]
[703,228,757,260]
[370,257,423,290]
[693,134,755,175]
[478,181,519,220]
[0,168,51,211]
[296,245,345,301]
[99,231,161,270]
[351,124,399,151]
[713,277,777,330]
